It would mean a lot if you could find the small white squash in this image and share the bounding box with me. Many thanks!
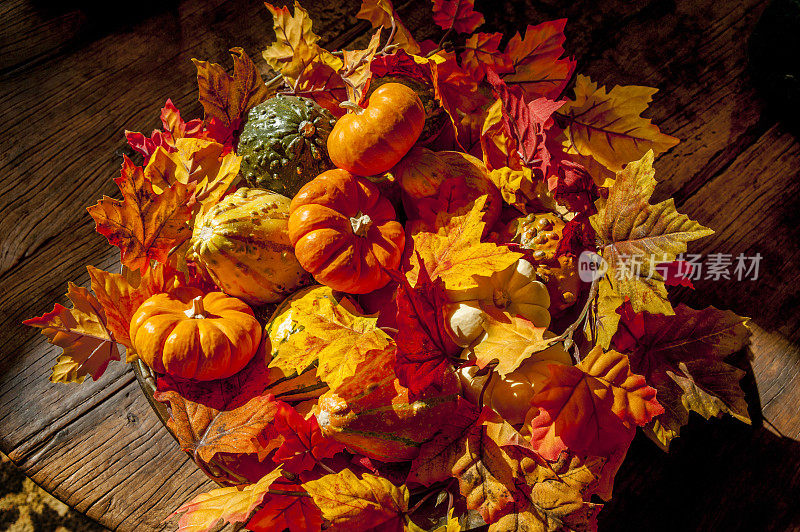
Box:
[457,338,571,425]
[445,259,550,347]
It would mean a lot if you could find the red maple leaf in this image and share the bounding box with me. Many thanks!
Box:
[527,347,663,460]
[661,260,696,288]
[246,483,323,532]
[554,212,597,259]
[432,0,485,33]
[548,157,598,214]
[272,403,345,474]
[387,255,459,398]
[486,69,565,177]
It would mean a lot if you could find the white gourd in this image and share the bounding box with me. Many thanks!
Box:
[446,259,550,347]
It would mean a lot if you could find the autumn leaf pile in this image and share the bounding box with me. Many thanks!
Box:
[25,1,753,531]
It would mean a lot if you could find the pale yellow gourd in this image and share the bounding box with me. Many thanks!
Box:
[458,339,571,425]
[445,259,551,347]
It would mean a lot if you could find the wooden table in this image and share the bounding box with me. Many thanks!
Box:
[1,0,799,530]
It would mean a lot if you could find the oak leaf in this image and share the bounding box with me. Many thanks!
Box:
[407,196,523,291]
[24,283,119,383]
[557,74,679,174]
[303,469,410,532]
[526,346,663,460]
[589,151,714,346]
[246,483,323,532]
[432,0,484,33]
[356,0,420,54]
[389,259,460,397]
[193,47,273,128]
[612,303,751,449]
[173,467,284,532]
[288,295,393,390]
[460,33,512,82]
[473,314,552,377]
[87,157,195,273]
[503,20,576,100]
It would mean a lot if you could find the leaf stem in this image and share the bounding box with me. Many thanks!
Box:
[267,488,311,497]
[408,488,440,515]
[426,28,453,57]
[543,276,599,363]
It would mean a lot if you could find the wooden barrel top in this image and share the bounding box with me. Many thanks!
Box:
[1,0,798,530]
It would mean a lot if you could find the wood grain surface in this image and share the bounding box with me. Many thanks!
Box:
[1,0,798,530]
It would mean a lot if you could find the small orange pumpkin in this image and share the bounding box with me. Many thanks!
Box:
[129,287,262,381]
[327,83,425,176]
[288,169,405,294]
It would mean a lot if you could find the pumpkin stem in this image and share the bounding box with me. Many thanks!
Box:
[184,295,206,319]
[339,101,365,115]
[492,288,510,309]
[350,212,373,237]
[298,120,316,138]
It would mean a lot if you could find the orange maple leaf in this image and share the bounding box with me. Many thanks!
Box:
[503,20,576,100]
[432,0,485,33]
[407,196,523,291]
[526,346,663,460]
[24,283,120,383]
[87,156,195,273]
[173,467,284,532]
[193,47,273,128]
[85,263,180,351]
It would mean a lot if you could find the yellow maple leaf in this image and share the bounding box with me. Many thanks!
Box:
[288,295,392,390]
[356,0,421,54]
[263,2,342,85]
[173,466,284,532]
[472,314,553,377]
[408,196,523,291]
[24,283,120,383]
[558,74,679,174]
[589,151,713,343]
[303,469,410,532]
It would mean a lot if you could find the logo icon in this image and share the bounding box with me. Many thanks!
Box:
[578,251,608,282]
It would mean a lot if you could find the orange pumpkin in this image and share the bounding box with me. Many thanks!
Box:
[288,169,405,294]
[129,287,262,381]
[327,83,425,176]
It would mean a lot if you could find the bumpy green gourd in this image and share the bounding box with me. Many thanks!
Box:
[188,188,312,306]
[238,95,336,196]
